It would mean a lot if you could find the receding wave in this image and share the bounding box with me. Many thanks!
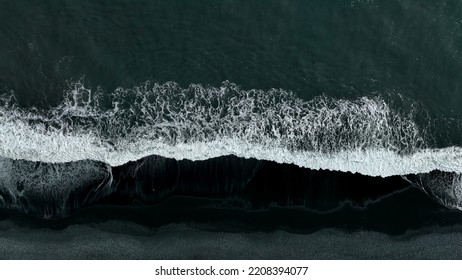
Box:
[2,80,461,177]
[1,80,462,215]
[0,157,113,218]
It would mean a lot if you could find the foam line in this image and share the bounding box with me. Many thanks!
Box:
[0,81,459,177]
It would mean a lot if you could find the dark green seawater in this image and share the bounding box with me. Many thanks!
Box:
[1,0,461,113]
[1,0,462,259]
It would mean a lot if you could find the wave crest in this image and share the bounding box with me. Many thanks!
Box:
[0,81,431,173]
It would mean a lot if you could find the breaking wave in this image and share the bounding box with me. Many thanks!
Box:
[2,80,458,176]
[0,80,461,215]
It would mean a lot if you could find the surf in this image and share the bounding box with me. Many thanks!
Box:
[0,80,431,172]
[0,80,461,215]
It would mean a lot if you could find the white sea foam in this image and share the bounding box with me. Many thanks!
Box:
[1,124,462,177]
[1,81,460,177]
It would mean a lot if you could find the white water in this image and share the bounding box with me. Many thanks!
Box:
[1,124,462,177]
[0,81,460,177]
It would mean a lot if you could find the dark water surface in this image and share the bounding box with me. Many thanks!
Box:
[1,1,461,113]
[1,0,462,259]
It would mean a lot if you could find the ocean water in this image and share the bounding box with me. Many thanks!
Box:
[1,0,462,259]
